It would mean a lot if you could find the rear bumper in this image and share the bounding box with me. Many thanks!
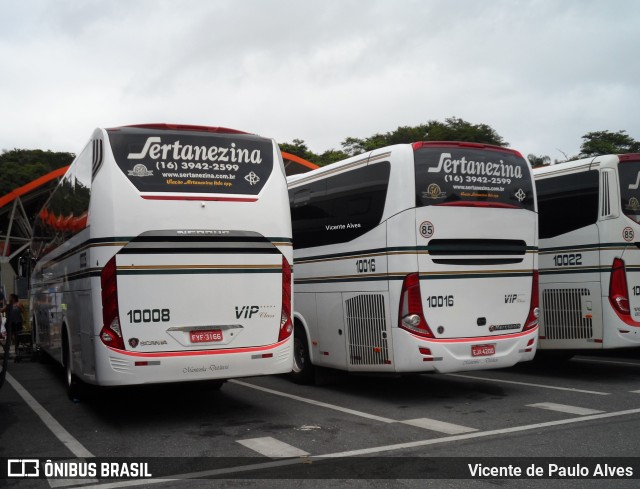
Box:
[391,327,537,374]
[602,307,640,348]
[92,337,292,386]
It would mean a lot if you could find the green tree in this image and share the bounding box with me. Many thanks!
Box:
[0,149,74,196]
[279,139,316,162]
[528,154,551,168]
[315,149,349,166]
[280,139,348,167]
[341,117,507,156]
[579,130,640,157]
[424,117,507,147]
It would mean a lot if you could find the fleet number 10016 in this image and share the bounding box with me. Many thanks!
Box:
[426,295,454,308]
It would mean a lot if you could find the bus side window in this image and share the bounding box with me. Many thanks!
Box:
[536,170,599,239]
[290,180,329,249]
[290,163,390,250]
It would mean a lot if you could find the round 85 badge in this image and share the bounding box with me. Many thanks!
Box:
[420,221,434,239]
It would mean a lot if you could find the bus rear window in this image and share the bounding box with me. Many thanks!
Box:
[619,160,640,223]
[414,146,535,211]
[108,127,274,196]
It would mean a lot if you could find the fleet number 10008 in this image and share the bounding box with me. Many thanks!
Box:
[127,309,171,323]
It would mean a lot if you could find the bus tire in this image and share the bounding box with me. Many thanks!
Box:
[31,318,42,362]
[62,329,83,401]
[290,324,314,384]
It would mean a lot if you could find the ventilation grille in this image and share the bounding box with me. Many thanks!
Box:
[427,239,527,255]
[345,294,389,365]
[428,239,526,265]
[542,288,593,340]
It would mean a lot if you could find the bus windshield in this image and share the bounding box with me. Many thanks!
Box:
[108,127,274,196]
[619,160,640,224]
[414,145,535,210]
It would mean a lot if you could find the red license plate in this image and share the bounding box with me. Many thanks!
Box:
[471,344,495,357]
[190,330,223,343]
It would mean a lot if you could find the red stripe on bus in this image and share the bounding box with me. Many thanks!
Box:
[435,201,520,209]
[107,338,289,357]
[406,326,538,343]
[141,195,258,202]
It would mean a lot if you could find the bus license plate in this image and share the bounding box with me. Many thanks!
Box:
[190,330,223,343]
[471,344,495,357]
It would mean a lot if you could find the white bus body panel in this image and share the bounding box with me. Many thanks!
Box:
[391,327,536,373]
[290,143,538,375]
[536,154,640,350]
[415,206,535,339]
[31,126,293,386]
[539,225,603,349]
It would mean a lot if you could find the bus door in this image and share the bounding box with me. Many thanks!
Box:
[537,169,603,347]
[316,293,348,370]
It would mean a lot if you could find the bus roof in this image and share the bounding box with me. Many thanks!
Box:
[412,141,524,158]
[288,141,526,187]
[109,123,249,135]
[534,153,640,178]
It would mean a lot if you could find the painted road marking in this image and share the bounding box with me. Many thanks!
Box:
[237,437,310,458]
[446,373,611,396]
[6,373,94,458]
[527,402,604,416]
[574,357,640,368]
[49,478,99,488]
[399,418,477,434]
[69,407,640,488]
[318,407,640,457]
[233,380,478,434]
[229,379,396,423]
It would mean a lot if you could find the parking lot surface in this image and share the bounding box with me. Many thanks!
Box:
[2,350,640,488]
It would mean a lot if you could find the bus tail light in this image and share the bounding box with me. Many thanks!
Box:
[100,256,125,350]
[398,273,434,338]
[609,258,630,316]
[523,271,540,331]
[278,257,293,342]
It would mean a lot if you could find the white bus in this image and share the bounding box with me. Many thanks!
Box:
[287,141,539,383]
[535,153,640,351]
[30,123,293,397]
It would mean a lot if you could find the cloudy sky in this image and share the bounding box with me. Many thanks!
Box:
[1,0,638,161]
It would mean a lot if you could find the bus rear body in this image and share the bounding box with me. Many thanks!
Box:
[288,142,538,380]
[536,153,640,350]
[30,124,292,389]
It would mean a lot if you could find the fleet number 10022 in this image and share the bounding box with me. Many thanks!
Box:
[552,253,582,266]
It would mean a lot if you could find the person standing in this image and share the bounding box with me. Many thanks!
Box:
[2,294,23,352]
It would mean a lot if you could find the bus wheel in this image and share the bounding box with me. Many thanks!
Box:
[62,332,82,401]
[31,318,42,362]
[290,325,314,384]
